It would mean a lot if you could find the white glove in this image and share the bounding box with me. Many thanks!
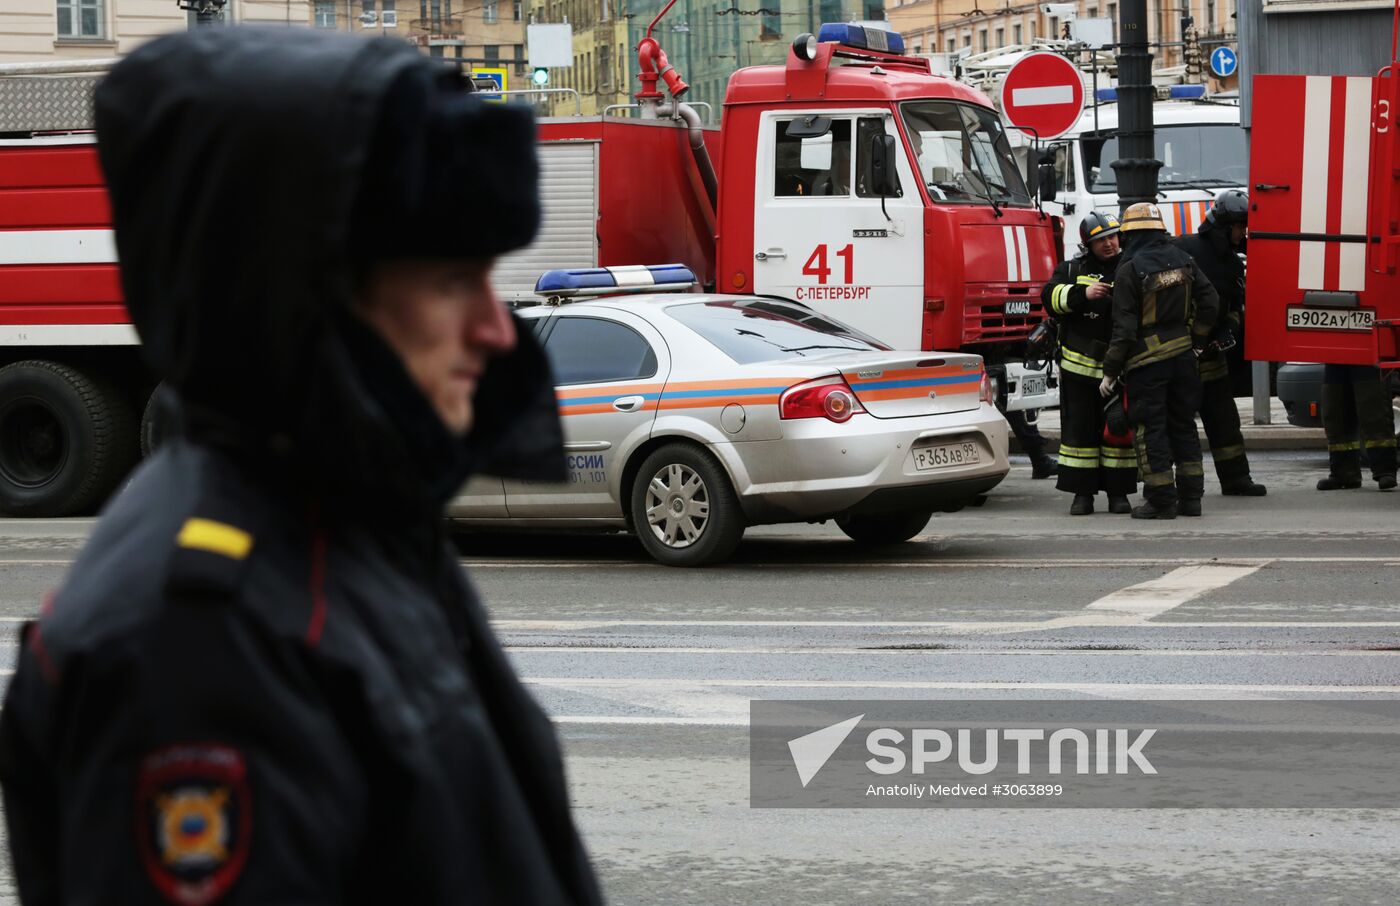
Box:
[1099,376,1117,398]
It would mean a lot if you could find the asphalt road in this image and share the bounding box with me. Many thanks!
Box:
[0,450,1397,903]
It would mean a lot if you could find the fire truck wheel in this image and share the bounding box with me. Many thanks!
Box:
[629,442,745,567]
[0,361,138,517]
[140,383,174,457]
[836,510,932,545]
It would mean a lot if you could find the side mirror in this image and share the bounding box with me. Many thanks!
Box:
[867,133,900,197]
[1036,161,1056,198]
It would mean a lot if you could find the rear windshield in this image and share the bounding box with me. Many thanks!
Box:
[665,298,890,365]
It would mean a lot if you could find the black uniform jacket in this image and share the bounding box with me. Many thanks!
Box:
[1040,251,1121,378]
[1104,231,1222,380]
[0,28,602,906]
[1175,222,1245,340]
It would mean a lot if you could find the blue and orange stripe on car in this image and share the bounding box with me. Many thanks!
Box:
[845,365,982,402]
[657,377,789,411]
[555,382,664,416]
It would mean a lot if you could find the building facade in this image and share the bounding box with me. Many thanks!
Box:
[888,0,1238,70]
[1,1,312,62]
[314,0,528,83]
[527,0,632,116]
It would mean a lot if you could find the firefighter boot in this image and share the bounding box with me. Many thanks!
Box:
[1070,494,1094,516]
[1031,455,1059,480]
[1221,478,1267,496]
[1317,474,1362,491]
[1131,500,1178,520]
[1380,474,1398,491]
[1107,495,1133,514]
[1178,498,1203,517]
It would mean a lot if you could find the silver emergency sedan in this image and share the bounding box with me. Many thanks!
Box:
[449,292,1009,566]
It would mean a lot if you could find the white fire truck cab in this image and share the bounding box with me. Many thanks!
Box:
[1039,93,1247,257]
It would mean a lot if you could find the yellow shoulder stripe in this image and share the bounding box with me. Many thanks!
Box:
[177,518,253,561]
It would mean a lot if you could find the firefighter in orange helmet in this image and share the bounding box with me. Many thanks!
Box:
[1102,203,1220,519]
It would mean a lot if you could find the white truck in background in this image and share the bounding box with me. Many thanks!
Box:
[1038,96,1247,257]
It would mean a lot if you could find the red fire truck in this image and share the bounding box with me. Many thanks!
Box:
[1245,24,1400,371]
[0,21,1059,516]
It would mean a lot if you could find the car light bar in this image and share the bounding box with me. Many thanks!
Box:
[816,23,906,55]
[534,264,697,301]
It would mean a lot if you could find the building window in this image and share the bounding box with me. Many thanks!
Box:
[979,29,988,52]
[1108,3,1117,40]
[56,0,104,38]
[313,0,336,28]
[963,34,971,48]
[484,44,500,64]
[383,0,397,26]
[1013,23,1022,44]
[484,0,498,23]
[514,0,522,19]
[1205,0,1215,30]
[599,44,612,90]
[994,27,1003,48]
[946,37,955,53]
[1049,17,1059,39]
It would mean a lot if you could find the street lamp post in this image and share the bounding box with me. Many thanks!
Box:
[177,0,228,25]
[1111,0,1160,211]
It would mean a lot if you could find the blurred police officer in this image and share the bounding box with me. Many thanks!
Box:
[1041,212,1135,515]
[1175,189,1267,496]
[1317,365,1397,491]
[1102,203,1220,519]
[0,27,604,905]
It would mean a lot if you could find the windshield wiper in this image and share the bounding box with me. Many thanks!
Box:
[778,344,865,353]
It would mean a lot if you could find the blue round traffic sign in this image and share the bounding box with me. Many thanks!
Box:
[1210,47,1238,79]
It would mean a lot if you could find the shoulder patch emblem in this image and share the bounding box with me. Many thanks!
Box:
[136,744,251,906]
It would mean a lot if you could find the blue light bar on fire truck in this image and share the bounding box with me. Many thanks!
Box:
[1094,84,1206,102]
[816,23,906,55]
[534,264,697,302]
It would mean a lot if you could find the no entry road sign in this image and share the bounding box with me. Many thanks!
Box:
[1001,52,1086,141]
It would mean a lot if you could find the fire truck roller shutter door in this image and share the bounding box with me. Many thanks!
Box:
[0,359,138,516]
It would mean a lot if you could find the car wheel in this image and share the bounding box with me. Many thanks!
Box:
[0,360,138,516]
[836,510,932,545]
[630,442,745,567]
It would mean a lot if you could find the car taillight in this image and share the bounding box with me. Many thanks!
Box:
[780,376,867,423]
[979,372,995,405]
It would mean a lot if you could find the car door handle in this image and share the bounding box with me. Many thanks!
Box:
[613,396,645,412]
[1254,183,1290,192]
[563,441,612,451]
[755,249,787,261]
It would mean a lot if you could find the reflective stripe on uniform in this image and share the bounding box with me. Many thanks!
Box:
[1058,444,1101,467]
[1050,283,1073,314]
[1100,448,1139,468]
[1198,358,1229,382]
[1211,443,1246,461]
[1127,334,1192,371]
[1364,438,1399,449]
[1178,461,1205,477]
[1328,440,1362,452]
[1143,470,1175,487]
[1059,347,1104,379]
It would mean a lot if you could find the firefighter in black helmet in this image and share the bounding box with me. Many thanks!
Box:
[1040,211,1136,515]
[1102,202,1221,519]
[1175,189,1267,496]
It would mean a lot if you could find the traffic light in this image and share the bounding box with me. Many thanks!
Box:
[532,67,549,87]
